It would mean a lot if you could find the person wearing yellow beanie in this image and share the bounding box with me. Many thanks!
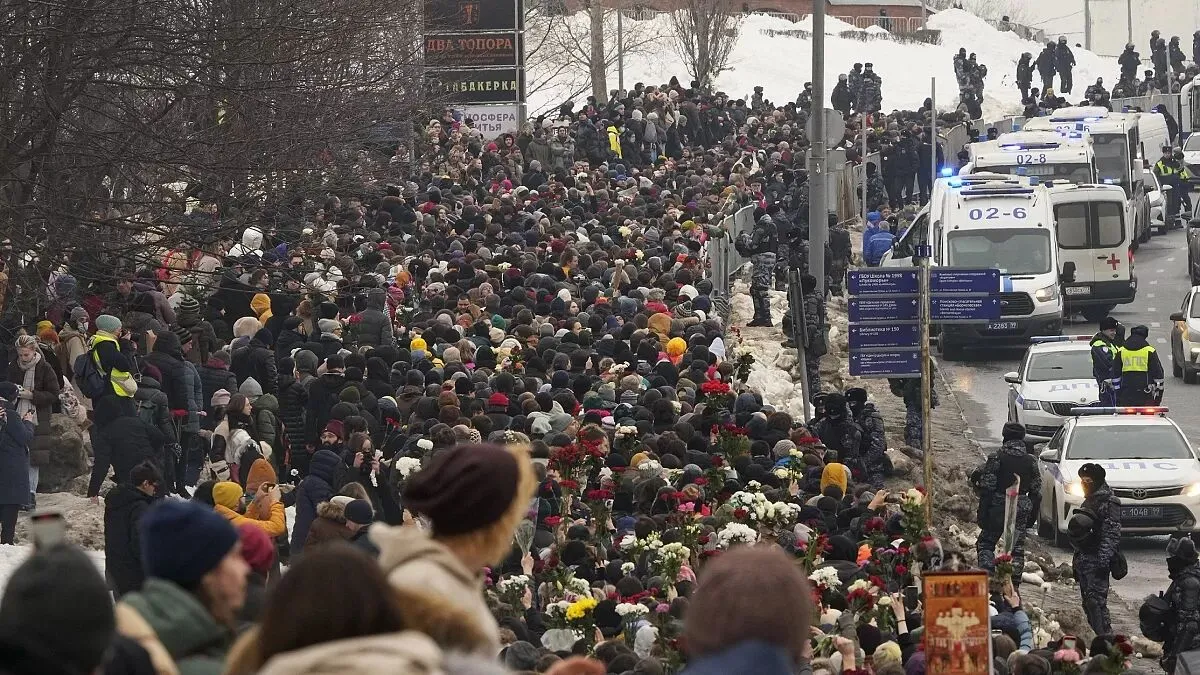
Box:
[250,293,273,324]
[410,336,427,352]
[666,337,687,362]
[630,452,649,469]
[819,462,849,497]
[212,481,287,538]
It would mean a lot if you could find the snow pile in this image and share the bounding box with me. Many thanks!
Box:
[528,8,1118,120]
[0,545,105,591]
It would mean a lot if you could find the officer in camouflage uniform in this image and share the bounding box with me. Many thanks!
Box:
[974,421,1041,585]
[828,213,852,297]
[846,387,887,487]
[802,273,824,397]
[1071,462,1122,636]
[848,64,864,112]
[747,212,779,327]
[859,63,883,114]
[892,366,937,450]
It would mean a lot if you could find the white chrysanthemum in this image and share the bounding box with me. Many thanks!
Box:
[394,456,422,477]
[716,523,759,548]
[616,602,649,617]
[808,566,842,589]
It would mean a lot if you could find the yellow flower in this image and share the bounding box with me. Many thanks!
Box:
[566,596,598,621]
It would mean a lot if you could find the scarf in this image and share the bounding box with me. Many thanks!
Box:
[17,350,40,425]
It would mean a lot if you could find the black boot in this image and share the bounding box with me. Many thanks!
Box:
[747,295,772,327]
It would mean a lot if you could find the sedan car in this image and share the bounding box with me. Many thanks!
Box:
[1005,336,1099,440]
[1170,285,1200,383]
[1037,407,1200,545]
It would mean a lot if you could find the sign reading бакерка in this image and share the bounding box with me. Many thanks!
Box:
[430,69,523,104]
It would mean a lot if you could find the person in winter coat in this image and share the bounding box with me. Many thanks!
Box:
[305,354,348,446]
[274,316,308,363]
[351,289,394,350]
[116,500,247,675]
[290,447,341,556]
[845,388,887,488]
[1070,462,1121,637]
[1118,44,1140,82]
[220,544,502,675]
[864,228,895,267]
[374,443,536,656]
[90,402,169,499]
[974,422,1041,584]
[0,383,33,544]
[1162,537,1200,673]
[1054,37,1075,94]
[1153,39,1170,85]
[680,547,812,675]
[281,350,316,477]
[232,329,278,396]
[228,227,264,260]
[104,461,162,597]
[7,334,60,506]
[303,494,357,550]
[212,480,287,539]
[1170,36,1187,74]
[1114,324,1164,405]
[1016,53,1034,101]
[214,393,258,480]
[812,394,863,479]
[1034,42,1057,91]
[197,350,238,411]
[606,121,623,160]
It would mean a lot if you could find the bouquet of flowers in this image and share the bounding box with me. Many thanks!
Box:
[716,522,759,549]
[994,552,1015,581]
[1092,635,1134,674]
[566,596,599,646]
[545,600,573,630]
[799,532,830,573]
[808,566,842,592]
[900,486,929,544]
[711,423,750,458]
[585,488,614,547]
[1052,648,1082,675]
[393,456,422,489]
[733,344,756,382]
[615,602,649,647]
[846,578,880,625]
[614,425,640,454]
[700,379,734,411]
[651,542,691,583]
[618,531,663,558]
[495,575,530,617]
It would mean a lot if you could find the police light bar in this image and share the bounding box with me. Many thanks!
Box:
[948,177,963,187]
[1070,406,1170,416]
[1030,335,1092,344]
[940,167,954,177]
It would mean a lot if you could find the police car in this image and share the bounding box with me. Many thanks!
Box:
[1005,336,1100,440]
[1036,407,1200,545]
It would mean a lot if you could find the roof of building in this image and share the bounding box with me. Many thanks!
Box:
[827,0,926,6]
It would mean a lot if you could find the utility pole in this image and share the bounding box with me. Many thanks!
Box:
[861,112,869,227]
[809,0,827,296]
[1126,0,1133,46]
[789,267,812,422]
[922,76,935,524]
[1083,0,1092,51]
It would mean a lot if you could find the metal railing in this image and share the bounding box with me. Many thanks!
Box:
[837,15,925,34]
[982,18,1045,44]
[1112,92,1197,136]
[704,204,755,319]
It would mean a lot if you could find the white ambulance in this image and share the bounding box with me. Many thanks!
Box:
[1046,183,1136,322]
[960,131,1096,186]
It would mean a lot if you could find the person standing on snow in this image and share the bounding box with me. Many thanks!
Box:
[104,461,163,598]
[813,393,863,478]
[845,388,887,488]
[859,63,882,114]
[1152,38,1169,87]
[746,212,779,328]
[847,64,864,112]
[827,213,851,297]
[1055,37,1075,95]
[1034,42,1058,92]
[974,422,1041,586]
[1169,36,1188,75]
[1016,53,1034,102]
[1161,537,1200,674]
[1118,43,1140,83]
[1069,463,1121,637]
[0,383,32,545]
[831,75,853,116]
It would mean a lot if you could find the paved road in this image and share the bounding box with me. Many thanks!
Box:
[939,225,1195,613]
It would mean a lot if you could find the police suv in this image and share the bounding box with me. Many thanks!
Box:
[1036,406,1200,545]
[1005,336,1099,440]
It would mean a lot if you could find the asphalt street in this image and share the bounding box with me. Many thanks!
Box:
[937,224,1195,613]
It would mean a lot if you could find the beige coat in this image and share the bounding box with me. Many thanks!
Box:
[256,632,443,675]
[372,525,500,655]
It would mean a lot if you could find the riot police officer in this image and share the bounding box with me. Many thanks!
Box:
[747,212,779,327]
[1114,324,1164,405]
[1090,316,1120,405]
[975,422,1041,585]
[1070,463,1122,636]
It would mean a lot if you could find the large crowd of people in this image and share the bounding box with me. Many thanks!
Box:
[0,14,1196,675]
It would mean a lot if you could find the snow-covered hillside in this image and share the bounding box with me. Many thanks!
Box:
[528,9,1119,120]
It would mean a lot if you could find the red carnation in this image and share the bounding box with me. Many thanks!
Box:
[1117,641,1133,656]
[895,564,909,576]
[559,479,580,490]
[734,507,749,519]
[711,456,724,467]
[693,477,708,486]
[865,516,885,533]
[543,516,562,527]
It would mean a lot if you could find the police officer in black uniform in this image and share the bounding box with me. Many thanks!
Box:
[1070,463,1122,636]
[975,421,1041,585]
[1090,316,1120,406]
[747,211,779,327]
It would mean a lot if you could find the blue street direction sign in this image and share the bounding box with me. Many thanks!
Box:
[930,268,1001,295]
[848,297,920,322]
[931,295,1002,322]
[848,322,920,349]
[847,269,919,296]
[849,350,922,378]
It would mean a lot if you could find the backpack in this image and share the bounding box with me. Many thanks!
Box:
[73,350,109,399]
[1140,592,1174,642]
[135,396,160,430]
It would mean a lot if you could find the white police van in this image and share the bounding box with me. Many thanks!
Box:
[1004,336,1099,440]
[961,131,1097,185]
[884,175,1065,358]
[1037,406,1200,545]
[1046,183,1136,322]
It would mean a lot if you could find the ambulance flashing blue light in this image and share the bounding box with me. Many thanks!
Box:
[940,166,953,177]
[948,177,963,187]
[1070,406,1170,416]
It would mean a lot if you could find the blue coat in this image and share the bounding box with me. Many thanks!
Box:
[0,403,33,505]
[680,642,796,675]
[864,231,895,266]
[289,449,339,554]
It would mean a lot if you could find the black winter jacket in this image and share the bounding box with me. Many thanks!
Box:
[103,484,156,596]
[89,414,167,497]
[290,448,339,555]
[305,372,347,445]
[231,337,279,395]
[197,359,238,410]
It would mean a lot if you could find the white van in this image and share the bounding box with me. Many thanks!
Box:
[1137,112,1171,163]
[961,131,1096,185]
[1047,183,1136,321]
[885,176,1065,358]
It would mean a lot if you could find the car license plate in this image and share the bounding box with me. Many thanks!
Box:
[1065,286,1091,295]
[986,321,1018,331]
[1123,506,1163,520]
